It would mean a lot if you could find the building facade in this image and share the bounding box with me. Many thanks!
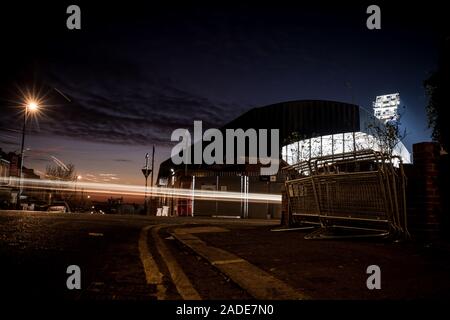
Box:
[157,99,411,219]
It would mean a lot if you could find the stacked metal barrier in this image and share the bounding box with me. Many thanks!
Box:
[283,150,409,239]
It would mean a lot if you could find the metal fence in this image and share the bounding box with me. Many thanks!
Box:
[283,150,409,239]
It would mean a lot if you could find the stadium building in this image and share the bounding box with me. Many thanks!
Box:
[157,99,410,219]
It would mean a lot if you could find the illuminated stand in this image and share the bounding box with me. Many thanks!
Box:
[282,95,410,166]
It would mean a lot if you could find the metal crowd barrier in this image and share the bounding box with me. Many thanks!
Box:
[283,150,410,239]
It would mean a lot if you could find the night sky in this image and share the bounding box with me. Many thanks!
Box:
[0,1,447,185]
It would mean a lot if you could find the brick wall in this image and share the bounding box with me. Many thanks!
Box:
[406,142,444,241]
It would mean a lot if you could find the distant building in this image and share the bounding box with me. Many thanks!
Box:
[373,93,400,123]
[22,167,40,180]
[0,151,11,205]
[0,148,41,207]
[0,158,9,185]
[0,149,11,184]
[0,148,40,180]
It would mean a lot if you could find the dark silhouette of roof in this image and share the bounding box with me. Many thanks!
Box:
[158,100,361,179]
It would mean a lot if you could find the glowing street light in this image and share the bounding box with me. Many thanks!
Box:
[18,100,40,209]
[27,102,39,112]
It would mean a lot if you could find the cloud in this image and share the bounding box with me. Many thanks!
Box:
[30,157,49,162]
[0,138,18,146]
[0,44,249,150]
[113,159,132,163]
[27,56,248,147]
[3,9,323,150]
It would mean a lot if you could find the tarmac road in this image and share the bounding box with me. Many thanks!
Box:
[1,210,450,301]
[0,211,274,301]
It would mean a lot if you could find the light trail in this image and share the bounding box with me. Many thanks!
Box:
[50,156,70,171]
[2,177,282,204]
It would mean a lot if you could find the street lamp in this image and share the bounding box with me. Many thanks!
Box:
[142,153,152,215]
[28,102,38,112]
[141,146,155,215]
[17,100,39,209]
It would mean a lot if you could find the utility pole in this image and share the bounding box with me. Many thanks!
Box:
[150,145,155,215]
[142,153,152,215]
[17,101,39,209]
[18,108,27,209]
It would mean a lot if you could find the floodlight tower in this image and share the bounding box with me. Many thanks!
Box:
[373,93,400,123]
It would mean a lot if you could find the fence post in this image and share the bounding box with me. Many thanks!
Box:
[407,142,442,240]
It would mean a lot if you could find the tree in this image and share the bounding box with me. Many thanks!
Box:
[45,163,77,181]
[367,114,407,159]
[424,37,450,152]
[45,163,77,203]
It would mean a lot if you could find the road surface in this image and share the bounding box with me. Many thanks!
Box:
[0,211,273,300]
[1,210,450,301]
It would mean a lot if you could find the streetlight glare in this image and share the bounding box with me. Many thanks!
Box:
[16,93,44,208]
[27,102,39,111]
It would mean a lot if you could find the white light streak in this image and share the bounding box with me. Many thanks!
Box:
[50,156,70,171]
[2,177,281,204]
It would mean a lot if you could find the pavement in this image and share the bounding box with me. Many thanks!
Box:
[188,225,450,299]
[1,210,450,301]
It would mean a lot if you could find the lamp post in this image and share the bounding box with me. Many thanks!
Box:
[142,153,152,215]
[17,101,39,209]
[150,145,155,214]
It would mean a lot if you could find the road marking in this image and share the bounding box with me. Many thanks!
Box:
[138,225,166,299]
[271,227,315,232]
[172,228,309,300]
[88,232,104,236]
[152,225,201,300]
[174,226,229,234]
[211,259,245,265]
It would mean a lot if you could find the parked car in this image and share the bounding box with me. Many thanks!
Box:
[33,201,50,211]
[47,201,71,213]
